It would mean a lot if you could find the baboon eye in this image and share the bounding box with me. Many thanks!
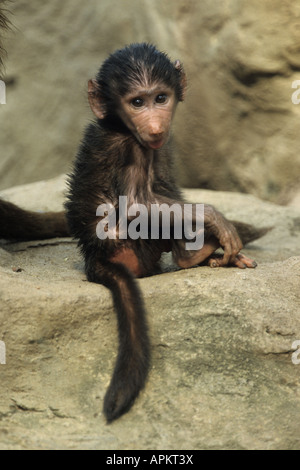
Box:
[131,97,144,108]
[156,94,167,104]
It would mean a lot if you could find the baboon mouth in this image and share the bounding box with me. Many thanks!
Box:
[148,139,165,150]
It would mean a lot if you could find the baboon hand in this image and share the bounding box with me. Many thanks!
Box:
[204,205,243,265]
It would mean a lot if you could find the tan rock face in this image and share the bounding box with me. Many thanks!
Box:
[0,177,299,449]
[0,0,300,203]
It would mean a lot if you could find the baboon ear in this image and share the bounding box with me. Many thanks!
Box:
[88,79,106,119]
[174,60,187,101]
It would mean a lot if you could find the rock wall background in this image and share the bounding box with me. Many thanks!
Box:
[0,0,300,202]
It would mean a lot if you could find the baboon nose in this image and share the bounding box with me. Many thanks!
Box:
[149,130,164,138]
[149,123,164,137]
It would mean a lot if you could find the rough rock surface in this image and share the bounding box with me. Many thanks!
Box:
[0,0,300,203]
[0,176,299,450]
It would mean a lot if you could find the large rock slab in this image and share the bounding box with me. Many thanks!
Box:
[0,176,299,450]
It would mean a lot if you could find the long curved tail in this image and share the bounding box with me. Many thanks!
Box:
[231,220,272,246]
[0,199,70,240]
[85,258,150,423]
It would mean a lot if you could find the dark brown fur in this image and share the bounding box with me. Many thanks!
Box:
[0,200,68,240]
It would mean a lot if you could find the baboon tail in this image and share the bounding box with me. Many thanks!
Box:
[86,258,150,423]
[231,219,272,246]
[0,199,70,241]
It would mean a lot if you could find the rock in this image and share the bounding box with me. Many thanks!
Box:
[289,190,300,209]
[0,0,300,203]
[0,176,299,450]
